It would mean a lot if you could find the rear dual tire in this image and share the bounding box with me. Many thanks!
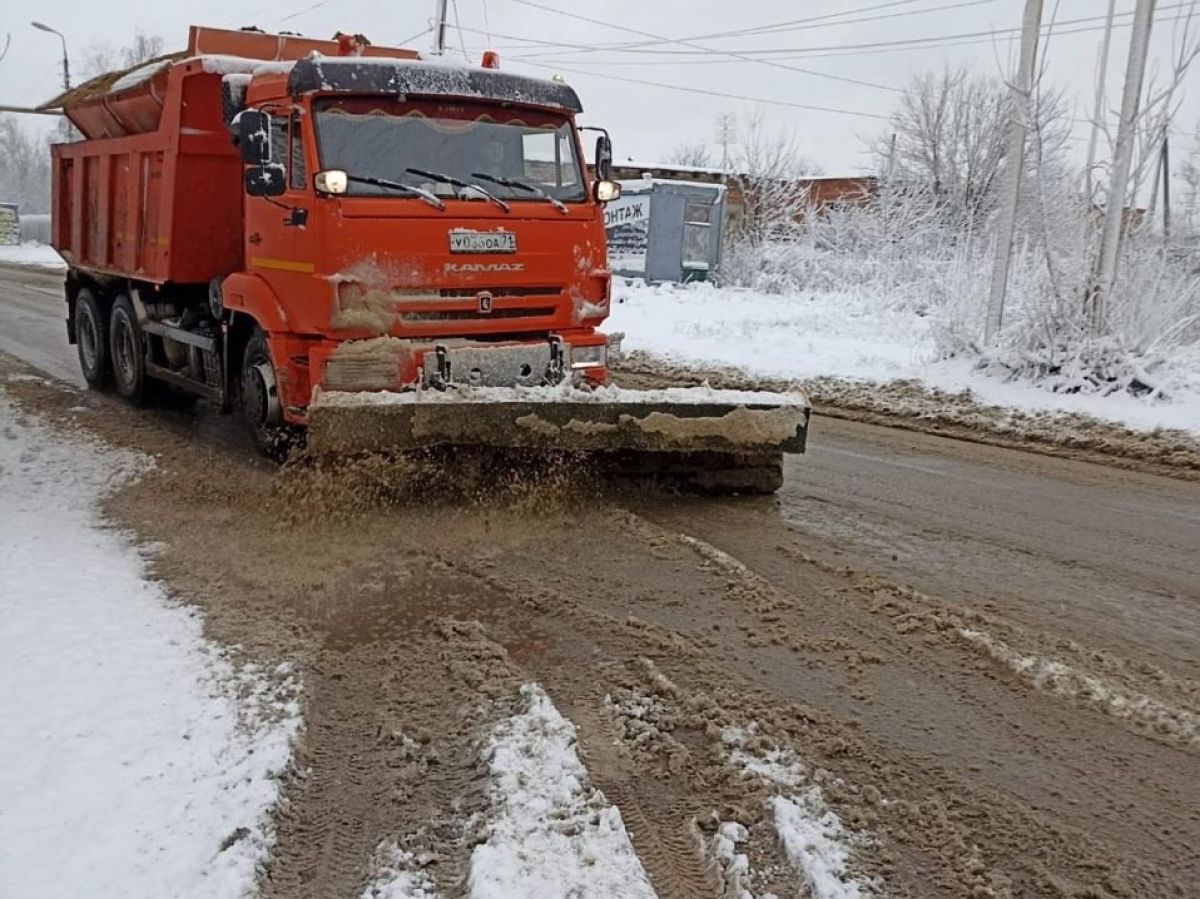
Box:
[109,294,154,406]
[75,288,109,389]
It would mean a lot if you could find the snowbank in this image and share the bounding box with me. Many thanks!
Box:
[0,395,299,897]
[0,242,66,271]
[608,280,1200,437]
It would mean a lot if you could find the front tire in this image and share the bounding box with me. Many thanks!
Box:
[75,288,109,389]
[109,294,153,406]
[241,329,294,459]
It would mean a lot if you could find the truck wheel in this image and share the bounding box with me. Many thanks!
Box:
[75,288,109,389]
[109,294,153,406]
[241,330,293,459]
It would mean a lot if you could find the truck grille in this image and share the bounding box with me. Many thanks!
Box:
[399,306,557,323]
[437,286,561,299]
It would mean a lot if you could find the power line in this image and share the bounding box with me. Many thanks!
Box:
[512,59,889,119]
[508,2,1195,60]
[498,0,904,93]
[508,3,1198,64]
[532,0,1005,57]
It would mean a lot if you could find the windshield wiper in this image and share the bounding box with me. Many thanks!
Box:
[406,167,511,213]
[345,174,445,210]
[470,173,569,214]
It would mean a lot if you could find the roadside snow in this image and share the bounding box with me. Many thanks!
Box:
[608,279,1200,437]
[0,395,299,897]
[468,684,657,899]
[0,242,66,271]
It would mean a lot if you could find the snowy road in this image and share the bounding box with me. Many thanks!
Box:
[2,265,1199,896]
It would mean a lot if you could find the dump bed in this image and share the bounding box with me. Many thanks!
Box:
[49,26,419,285]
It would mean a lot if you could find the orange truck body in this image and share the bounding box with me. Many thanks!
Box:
[52,26,611,424]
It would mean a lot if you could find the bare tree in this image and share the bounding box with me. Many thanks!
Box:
[665,141,715,169]
[871,67,1067,231]
[80,31,166,79]
[1127,3,1200,216]
[0,116,52,213]
[728,112,822,247]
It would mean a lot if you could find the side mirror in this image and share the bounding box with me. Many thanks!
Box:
[245,165,286,198]
[594,134,613,181]
[238,110,272,166]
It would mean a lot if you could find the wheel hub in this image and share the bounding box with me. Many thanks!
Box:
[245,360,281,429]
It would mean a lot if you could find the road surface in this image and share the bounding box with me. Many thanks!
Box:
[2,263,1197,898]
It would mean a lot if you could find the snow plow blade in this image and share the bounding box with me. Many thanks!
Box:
[306,385,809,494]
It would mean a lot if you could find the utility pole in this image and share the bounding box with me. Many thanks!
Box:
[715,113,736,173]
[432,0,450,55]
[985,0,1042,344]
[886,132,897,179]
[1091,0,1157,331]
[1162,137,1172,240]
[1084,0,1118,202]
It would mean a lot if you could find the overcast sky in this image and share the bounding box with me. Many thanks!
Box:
[3,0,1198,180]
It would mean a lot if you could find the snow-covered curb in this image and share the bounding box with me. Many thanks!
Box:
[0,394,299,897]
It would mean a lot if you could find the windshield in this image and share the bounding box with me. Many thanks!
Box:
[314,98,587,202]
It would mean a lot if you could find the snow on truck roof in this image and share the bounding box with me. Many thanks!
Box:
[43,52,582,114]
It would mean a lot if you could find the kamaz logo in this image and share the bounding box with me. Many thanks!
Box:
[443,262,525,273]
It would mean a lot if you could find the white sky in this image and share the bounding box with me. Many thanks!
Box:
[2,0,1198,181]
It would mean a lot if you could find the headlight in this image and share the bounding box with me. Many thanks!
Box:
[571,344,607,369]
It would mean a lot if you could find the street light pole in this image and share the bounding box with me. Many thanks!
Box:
[31,21,70,91]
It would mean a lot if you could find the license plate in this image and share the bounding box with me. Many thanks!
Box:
[449,230,517,254]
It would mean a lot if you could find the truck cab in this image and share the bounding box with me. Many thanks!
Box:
[227,56,620,435]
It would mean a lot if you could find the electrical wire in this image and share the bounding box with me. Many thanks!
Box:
[507,2,1196,61]
[508,11,1200,69]
[518,0,1003,57]
[451,0,471,59]
[512,59,889,119]
[502,0,904,92]
[482,0,494,45]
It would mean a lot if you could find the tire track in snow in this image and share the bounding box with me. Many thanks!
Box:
[467,683,659,899]
[958,627,1200,748]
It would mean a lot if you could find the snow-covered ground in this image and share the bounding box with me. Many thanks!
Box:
[0,242,66,271]
[0,393,299,898]
[609,280,1200,437]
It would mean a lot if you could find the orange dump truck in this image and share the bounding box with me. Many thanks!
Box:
[47,25,808,491]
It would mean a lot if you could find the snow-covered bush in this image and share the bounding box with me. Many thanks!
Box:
[717,174,1200,400]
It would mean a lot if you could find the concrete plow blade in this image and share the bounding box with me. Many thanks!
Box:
[306,384,810,494]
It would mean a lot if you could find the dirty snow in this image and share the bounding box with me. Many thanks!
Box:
[361,842,440,899]
[607,279,1200,437]
[958,628,1200,747]
[722,726,875,899]
[468,684,657,899]
[0,394,299,897]
[315,381,807,408]
[0,242,65,271]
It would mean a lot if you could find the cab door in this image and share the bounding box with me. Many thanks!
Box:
[244,112,319,332]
